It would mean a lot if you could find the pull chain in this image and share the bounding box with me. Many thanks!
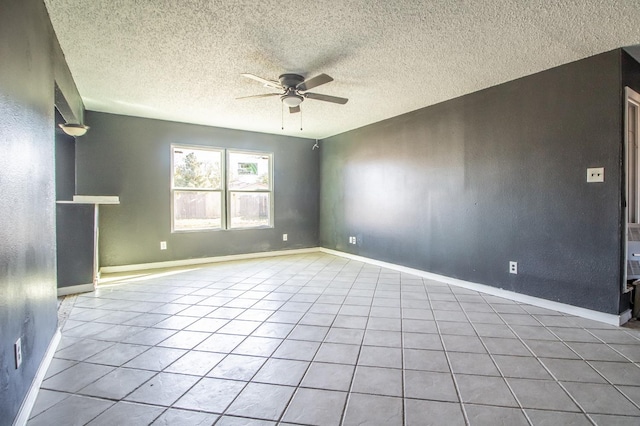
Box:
[281,103,284,130]
[300,108,303,131]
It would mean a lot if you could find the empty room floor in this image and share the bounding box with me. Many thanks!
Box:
[28,252,640,425]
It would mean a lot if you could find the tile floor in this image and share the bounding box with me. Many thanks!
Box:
[28,252,640,425]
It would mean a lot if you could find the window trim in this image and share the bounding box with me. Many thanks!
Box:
[226,149,274,230]
[170,144,226,233]
[170,144,274,233]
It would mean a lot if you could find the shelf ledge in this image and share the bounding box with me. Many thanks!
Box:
[57,195,120,205]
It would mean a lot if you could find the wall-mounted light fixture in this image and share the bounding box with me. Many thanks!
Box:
[59,123,89,137]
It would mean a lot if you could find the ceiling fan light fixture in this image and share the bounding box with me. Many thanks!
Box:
[59,123,90,137]
[241,73,348,119]
[281,94,303,107]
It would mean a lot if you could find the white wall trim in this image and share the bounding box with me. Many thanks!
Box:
[13,328,61,426]
[57,283,94,297]
[99,248,322,274]
[320,248,628,326]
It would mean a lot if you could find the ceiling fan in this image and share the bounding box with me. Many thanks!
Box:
[238,73,348,113]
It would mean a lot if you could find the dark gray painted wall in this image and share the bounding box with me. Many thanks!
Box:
[320,50,624,315]
[0,0,72,422]
[55,110,95,290]
[76,112,319,267]
[623,50,640,94]
[52,32,84,124]
[624,45,640,67]
[56,205,95,288]
[55,109,76,201]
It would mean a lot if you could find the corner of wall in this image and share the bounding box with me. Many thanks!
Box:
[52,28,84,123]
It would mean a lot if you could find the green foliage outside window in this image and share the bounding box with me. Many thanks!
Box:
[174,151,221,189]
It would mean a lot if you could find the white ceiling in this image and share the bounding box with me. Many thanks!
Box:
[45,0,640,139]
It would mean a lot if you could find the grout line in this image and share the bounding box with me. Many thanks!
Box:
[527,310,640,414]
[427,283,471,426]
[340,262,378,426]
[271,260,350,424]
[331,260,373,425]
[453,292,534,426]
[399,274,406,426]
[217,253,357,423]
[484,301,598,425]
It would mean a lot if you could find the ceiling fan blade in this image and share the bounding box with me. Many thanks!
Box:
[289,106,301,114]
[297,73,333,91]
[236,93,281,100]
[241,73,281,89]
[304,92,348,105]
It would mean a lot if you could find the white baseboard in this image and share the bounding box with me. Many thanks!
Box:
[320,248,628,326]
[57,283,94,297]
[13,328,61,426]
[99,248,322,274]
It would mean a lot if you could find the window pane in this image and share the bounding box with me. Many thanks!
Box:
[174,191,222,230]
[173,147,222,189]
[228,152,271,190]
[229,192,270,228]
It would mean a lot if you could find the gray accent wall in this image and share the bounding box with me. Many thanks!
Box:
[52,32,84,124]
[320,50,629,315]
[0,0,81,422]
[76,112,319,267]
[623,49,640,94]
[55,109,76,201]
[56,204,95,289]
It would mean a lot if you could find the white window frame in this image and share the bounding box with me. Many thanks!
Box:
[227,149,274,230]
[626,87,640,225]
[171,144,274,232]
[624,87,640,293]
[171,144,225,232]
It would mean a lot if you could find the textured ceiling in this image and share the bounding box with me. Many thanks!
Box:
[45,0,640,139]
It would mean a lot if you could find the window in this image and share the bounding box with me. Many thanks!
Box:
[628,93,640,224]
[172,146,223,231]
[228,151,272,228]
[171,145,272,231]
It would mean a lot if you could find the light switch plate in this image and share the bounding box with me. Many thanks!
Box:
[15,338,22,369]
[587,167,604,183]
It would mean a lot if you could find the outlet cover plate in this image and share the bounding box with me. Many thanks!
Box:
[587,167,604,183]
[509,261,518,274]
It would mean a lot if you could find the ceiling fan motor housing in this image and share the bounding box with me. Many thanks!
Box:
[279,74,305,89]
[239,72,347,111]
[279,74,306,107]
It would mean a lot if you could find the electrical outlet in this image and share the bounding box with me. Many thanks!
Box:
[15,338,22,369]
[282,234,288,241]
[509,261,518,274]
[352,236,357,245]
[160,241,167,250]
[586,167,604,183]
